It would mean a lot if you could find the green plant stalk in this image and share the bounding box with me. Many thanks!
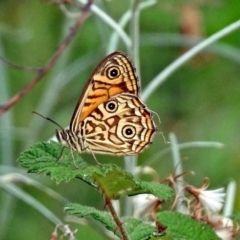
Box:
[142,19,240,101]
[76,0,131,49]
[107,0,157,53]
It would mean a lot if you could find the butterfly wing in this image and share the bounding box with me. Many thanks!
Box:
[80,94,156,155]
[70,51,140,132]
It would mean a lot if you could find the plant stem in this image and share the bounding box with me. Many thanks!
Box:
[0,1,92,116]
[105,198,129,240]
[142,19,240,101]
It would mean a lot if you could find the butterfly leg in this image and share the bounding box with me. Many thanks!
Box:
[70,148,79,169]
[56,146,79,168]
[56,146,65,161]
[79,144,102,166]
[84,147,102,166]
[91,152,102,166]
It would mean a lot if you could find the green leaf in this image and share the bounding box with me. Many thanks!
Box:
[136,181,173,201]
[92,166,173,200]
[65,203,120,237]
[18,141,91,184]
[123,217,157,240]
[157,211,220,240]
[65,204,157,240]
[92,164,143,199]
[18,141,172,200]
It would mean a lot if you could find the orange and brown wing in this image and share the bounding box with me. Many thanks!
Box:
[81,94,157,155]
[70,51,140,131]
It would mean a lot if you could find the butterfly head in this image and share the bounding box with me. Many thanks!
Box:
[56,129,70,147]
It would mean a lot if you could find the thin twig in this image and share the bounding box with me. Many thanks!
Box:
[0,56,41,72]
[105,198,129,240]
[0,1,92,116]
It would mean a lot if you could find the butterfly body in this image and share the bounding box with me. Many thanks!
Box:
[56,52,157,157]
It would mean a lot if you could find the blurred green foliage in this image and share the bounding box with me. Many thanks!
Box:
[0,0,240,239]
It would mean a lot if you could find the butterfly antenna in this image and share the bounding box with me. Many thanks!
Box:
[151,110,161,125]
[150,110,169,144]
[32,111,65,131]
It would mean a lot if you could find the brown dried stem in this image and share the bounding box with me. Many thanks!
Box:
[105,198,129,240]
[0,0,92,116]
[0,56,41,72]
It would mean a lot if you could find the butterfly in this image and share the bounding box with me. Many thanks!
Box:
[56,51,156,157]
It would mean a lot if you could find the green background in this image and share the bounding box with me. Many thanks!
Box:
[0,1,240,239]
